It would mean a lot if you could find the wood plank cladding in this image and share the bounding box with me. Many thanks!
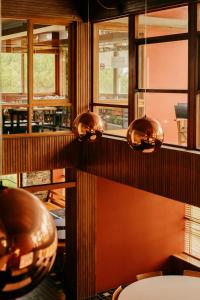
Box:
[76,171,96,299]
[90,0,189,22]
[2,0,80,19]
[79,137,200,208]
[76,22,90,116]
[2,133,77,174]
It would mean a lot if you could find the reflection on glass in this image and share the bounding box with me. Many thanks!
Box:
[138,40,188,90]
[22,170,51,187]
[196,95,200,149]
[2,107,28,134]
[1,19,28,105]
[1,174,17,188]
[136,6,188,38]
[32,106,71,132]
[136,92,187,146]
[94,106,128,137]
[52,169,65,183]
[33,24,68,100]
[96,18,128,103]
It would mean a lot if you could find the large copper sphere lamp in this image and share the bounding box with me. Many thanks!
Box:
[72,111,104,142]
[127,115,164,153]
[0,186,57,299]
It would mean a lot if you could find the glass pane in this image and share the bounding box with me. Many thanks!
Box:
[32,106,71,132]
[94,106,128,137]
[22,170,51,187]
[136,92,187,146]
[138,40,188,90]
[136,6,188,38]
[95,17,128,104]
[2,106,28,134]
[52,169,65,183]
[196,95,200,149]
[33,24,68,100]
[1,174,17,187]
[1,19,28,105]
[197,4,200,31]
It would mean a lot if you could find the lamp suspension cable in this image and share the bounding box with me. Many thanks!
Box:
[144,0,148,96]
[87,0,91,111]
[96,0,116,10]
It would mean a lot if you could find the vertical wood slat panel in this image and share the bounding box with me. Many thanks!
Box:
[77,170,96,299]
[80,137,200,208]
[2,134,76,174]
[2,0,79,19]
[76,22,90,116]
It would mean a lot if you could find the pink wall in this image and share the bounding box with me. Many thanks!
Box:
[96,177,185,291]
[140,6,188,145]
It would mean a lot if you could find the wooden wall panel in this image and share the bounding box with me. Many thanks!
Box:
[75,22,90,116]
[2,0,80,19]
[80,137,200,208]
[76,171,96,299]
[2,133,77,174]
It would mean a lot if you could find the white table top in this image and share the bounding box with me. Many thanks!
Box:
[119,275,200,300]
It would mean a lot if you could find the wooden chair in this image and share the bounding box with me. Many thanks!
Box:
[112,286,123,300]
[183,270,200,277]
[136,271,163,281]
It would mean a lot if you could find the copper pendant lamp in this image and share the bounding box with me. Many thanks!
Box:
[0,185,57,299]
[73,111,103,142]
[72,0,104,142]
[127,115,164,153]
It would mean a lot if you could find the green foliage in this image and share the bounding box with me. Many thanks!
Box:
[34,54,55,93]
[0,53,23,93]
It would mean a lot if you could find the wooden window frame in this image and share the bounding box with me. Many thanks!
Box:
[92,3,199,150]
[2,18,74,135]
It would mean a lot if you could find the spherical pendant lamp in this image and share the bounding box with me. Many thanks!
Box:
[127,115,164,153]
[0,186,57,299]
[72,111,104,142]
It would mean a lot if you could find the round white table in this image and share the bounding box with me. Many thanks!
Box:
[119,275,200,300]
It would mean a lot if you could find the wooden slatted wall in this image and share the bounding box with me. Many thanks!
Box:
[2,0,80,19]
[80,137,200,208]
[2,133,77,174]
[77,171,96,299]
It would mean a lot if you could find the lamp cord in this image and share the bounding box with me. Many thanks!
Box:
[96,0,116,10]
[88,0,90,111]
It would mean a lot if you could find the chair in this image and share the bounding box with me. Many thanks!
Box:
[112,286,123,300]
[183,270,200,277]
[136,271,163,281]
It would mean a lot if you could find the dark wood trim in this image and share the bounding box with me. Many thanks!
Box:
[129,15,136,124]
[135,33,188,45]
[136,89,188,94]
[188,2,198,149]
[93,103,128,108]
[69,22,77,122]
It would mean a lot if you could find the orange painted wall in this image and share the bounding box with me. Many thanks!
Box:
[96,177,185,291]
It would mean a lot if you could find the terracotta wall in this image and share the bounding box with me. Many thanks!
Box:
[96,177,185,291]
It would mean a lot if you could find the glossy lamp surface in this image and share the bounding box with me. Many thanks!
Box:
[127,116,164,153]
[0,187,57,299]
[72,111,104,142]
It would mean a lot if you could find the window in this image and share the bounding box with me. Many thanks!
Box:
[135,6,188,147]
[93,17,129,136]
[185,204,200,259]
[1,20,71,134]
